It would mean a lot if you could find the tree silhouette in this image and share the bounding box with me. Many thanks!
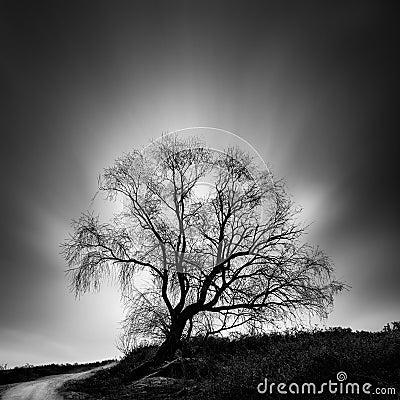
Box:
[62,134,344,366]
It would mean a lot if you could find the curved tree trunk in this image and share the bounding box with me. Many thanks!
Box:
[130,319,186,381]
[153,318,187,365]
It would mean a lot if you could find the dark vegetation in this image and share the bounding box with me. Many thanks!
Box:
[60,323,400,399]
[0,359,114,386]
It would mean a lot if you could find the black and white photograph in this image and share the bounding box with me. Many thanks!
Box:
[1,1,399,399]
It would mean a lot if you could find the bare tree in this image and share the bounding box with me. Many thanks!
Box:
[62,134,345,366]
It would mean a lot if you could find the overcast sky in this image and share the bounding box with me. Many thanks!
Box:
[1,0,399,367]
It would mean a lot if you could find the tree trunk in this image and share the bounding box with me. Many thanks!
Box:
[129,318,187,381]
[153,318,187,365]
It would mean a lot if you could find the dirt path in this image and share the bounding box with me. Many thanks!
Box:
[1,363,115,400]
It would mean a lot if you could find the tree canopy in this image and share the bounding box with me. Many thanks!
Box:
[62,134,345,362]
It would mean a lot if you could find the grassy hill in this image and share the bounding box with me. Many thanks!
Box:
[58,325,400,399]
